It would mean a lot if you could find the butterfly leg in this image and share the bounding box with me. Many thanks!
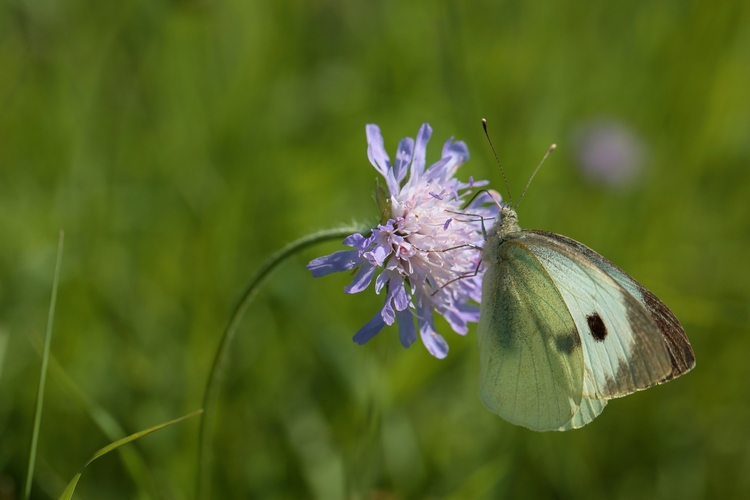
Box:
[430,256,484,296]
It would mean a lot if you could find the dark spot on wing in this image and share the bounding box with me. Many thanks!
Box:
[587,313,608,342]
[555,331,582,355]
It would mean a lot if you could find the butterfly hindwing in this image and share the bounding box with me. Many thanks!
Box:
[559,396,607,431]
[512,230,690,401]
[478,239,585,431]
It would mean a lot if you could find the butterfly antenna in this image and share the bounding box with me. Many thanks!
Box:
[482,118,513,206]
[516,143,556,209]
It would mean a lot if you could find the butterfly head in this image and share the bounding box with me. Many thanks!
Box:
[485,204,521,241]
[499,205,521,235]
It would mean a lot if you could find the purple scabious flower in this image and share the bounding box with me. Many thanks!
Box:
[307,124,499,359]
[574,118,647,188]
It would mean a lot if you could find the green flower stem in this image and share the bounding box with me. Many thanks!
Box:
[197,225,367,500]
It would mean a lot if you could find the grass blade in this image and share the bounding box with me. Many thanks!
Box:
[34,339,165,499]
[50,356,164,500]
[58,409,203,500]
[24,230,64,500]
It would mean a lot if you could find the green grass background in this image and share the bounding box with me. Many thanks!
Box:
[1,0,749,498]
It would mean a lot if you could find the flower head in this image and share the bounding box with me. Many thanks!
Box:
[307,124,498,358]
[574,118,647,188]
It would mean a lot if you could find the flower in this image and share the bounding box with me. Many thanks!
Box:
[307,124,498,358]
[574,118,647,188]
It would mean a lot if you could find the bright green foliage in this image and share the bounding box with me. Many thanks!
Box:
[0,0,749,498]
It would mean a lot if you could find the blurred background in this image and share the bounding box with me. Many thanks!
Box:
[1,0,749,498]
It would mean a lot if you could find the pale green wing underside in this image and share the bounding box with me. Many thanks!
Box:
[478,240,585,431]
[559,396,607,431]
[514,232,673,399]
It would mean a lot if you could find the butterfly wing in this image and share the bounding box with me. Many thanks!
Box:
[478,239,585,431]
[559,234,695,378]
[513,230,694,403]
[558,396,607,431]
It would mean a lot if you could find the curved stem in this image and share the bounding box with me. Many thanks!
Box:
[196,225,365,500]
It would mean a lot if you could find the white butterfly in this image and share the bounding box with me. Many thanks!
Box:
[476,121,695,432]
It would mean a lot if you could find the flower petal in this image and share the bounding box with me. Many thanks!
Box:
[421,157,448,181]
[374,271,388,294]
[307,250,360,277]
[381,295,395,325]
[394,137,414,183]
[441,303,480,335]
[366,124,392,178]
[442,138,470,164]
[365,241,392,267]
[385,168,400,196]
[417,301,449,359]
[419,322,449,359]
[457,178,489,191]
[353,311,387,345]
[343,233,368,249]
[344,264,377,294]
[425,138,469,181]
[391,279,410,311]
[396,308,417,348]
[468,189,500,207]
[408,123,432,183]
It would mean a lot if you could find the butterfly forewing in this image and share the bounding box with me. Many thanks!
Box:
[579,248,695,377]
[513,230,689,400]
[523,230,694,378]
[478,240,585,431]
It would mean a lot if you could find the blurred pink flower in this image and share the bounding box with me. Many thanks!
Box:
[574,119,647,188]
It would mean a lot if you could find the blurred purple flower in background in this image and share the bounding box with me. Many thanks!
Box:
[574,119,648,188]
[307,124,498,358]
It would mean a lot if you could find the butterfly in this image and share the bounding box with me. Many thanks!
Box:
[476,120,695,431]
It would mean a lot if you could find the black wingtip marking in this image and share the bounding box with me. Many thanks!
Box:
[638,284,696,376]
[587,313,608,342]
